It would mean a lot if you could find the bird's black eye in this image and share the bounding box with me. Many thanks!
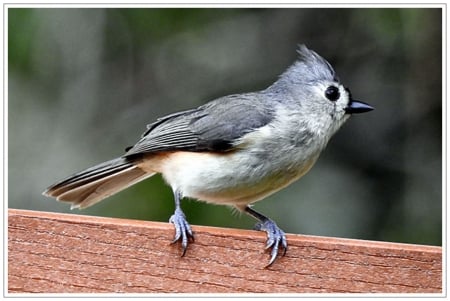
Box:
[325,86,340,101]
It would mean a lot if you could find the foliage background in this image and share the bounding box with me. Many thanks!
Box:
[8,7,442,245]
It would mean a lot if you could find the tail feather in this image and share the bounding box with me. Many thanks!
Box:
[46,158,136,196]
[43,157,155,209]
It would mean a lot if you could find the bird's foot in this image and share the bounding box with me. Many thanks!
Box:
[169,208,194,256]
[254,219,287,267]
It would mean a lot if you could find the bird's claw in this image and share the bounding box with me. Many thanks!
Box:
[254,219,287,267]
[169,208,194,256]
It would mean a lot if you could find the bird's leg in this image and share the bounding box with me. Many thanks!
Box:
[169,189,194,256]
[244,205,287,267]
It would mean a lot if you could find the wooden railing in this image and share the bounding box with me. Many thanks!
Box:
[8,209,442,294]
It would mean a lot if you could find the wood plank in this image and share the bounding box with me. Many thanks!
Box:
[8,209,442,293]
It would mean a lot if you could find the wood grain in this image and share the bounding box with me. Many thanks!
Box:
[8,209,442,293]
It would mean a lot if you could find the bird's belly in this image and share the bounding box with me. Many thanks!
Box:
[141,149,318,206]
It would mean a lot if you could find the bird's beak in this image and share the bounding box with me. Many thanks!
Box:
[345,100,374,114]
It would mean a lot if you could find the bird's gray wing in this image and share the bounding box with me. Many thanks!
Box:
[124,93,274,156]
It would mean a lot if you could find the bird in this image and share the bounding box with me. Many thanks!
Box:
[43,44,373,266]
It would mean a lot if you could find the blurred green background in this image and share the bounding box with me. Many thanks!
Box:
[8,8,442,246]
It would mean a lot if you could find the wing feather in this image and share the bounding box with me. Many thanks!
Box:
[125,93,274,156]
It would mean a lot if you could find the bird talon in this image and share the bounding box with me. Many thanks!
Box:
[254,218,287,267]
[267,245,279,267]
[169,208,194,256]
[265,238,275,249]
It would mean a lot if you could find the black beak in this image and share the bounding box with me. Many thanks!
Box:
[345,100,374,114]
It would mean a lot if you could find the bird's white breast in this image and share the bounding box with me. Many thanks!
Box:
[139,121,323,207]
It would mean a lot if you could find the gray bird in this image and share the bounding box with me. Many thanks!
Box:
[43,45,373,266]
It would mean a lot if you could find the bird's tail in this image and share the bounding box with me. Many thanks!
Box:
[43,156,155,209]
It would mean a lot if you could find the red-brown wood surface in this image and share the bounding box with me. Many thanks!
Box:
[8,209,442,294]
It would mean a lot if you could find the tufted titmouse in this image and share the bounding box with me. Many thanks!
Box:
[43,45,373,266]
